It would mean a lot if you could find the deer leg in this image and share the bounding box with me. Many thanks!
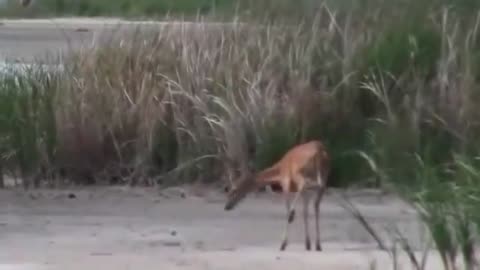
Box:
[280,187,304,251]
[280,191,293,251]
[314,185,326,251]
[303,190,312,250]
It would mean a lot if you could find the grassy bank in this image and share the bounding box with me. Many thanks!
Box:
[0,0,309,19]
[2,1,480,189]
[6,0,480,21]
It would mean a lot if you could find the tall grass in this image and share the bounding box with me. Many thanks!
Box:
[0,64,60,188]
[0,0,480,192]
[347,5,480,267]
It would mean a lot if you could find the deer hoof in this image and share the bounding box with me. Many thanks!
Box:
[288,210,295,223]
[280,241,288,251]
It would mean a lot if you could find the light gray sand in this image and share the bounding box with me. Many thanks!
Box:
[0,185,454,270]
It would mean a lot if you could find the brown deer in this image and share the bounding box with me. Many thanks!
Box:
[224,140,331,251]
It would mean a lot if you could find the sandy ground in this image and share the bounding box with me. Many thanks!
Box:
[0,17,240,63]
[0,185,454,270]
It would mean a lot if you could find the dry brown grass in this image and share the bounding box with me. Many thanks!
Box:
[0,2,480,192]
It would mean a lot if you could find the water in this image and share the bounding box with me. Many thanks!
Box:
[0,61,63,75]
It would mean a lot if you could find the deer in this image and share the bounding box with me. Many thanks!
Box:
[224,140,331,251]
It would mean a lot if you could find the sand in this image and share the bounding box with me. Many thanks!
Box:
[0,185,455,270]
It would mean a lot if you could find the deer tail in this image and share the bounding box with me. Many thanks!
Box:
[224,178,256,211]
